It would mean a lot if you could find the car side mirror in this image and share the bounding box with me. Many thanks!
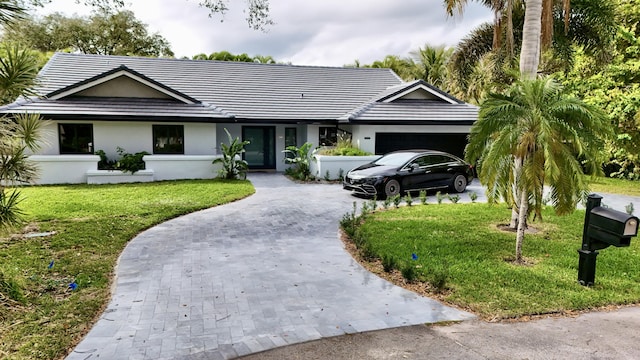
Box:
[408,163,419,172]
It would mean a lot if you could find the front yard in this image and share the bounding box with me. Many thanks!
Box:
[344,177,640,320]
[0,180,254,359]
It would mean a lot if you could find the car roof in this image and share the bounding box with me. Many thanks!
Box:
[385,149,452,156]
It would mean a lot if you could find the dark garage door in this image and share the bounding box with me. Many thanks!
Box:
[375,133,468,158]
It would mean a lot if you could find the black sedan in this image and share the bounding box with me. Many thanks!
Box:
[343,150,474,198]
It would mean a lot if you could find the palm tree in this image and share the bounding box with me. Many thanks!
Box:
[409,45,453,90]
[367,55,414,81]
[0,0,45,229]
[465,77,610,262]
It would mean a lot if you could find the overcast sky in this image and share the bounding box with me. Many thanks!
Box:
[37,0,493,67]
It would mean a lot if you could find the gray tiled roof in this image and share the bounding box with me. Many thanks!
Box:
[32,53,403,121]
[2,53,478,124]
[1,97,230,121]
[342,100,477,125]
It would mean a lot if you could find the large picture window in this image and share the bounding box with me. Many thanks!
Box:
[319,127,337,146]
[59,123,93,154]
[153,125,184,154]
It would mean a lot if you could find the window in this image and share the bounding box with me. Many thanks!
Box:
[319,127,337,146]
[284,127,297,159]
[153,125,184,154]
[59,123,93,154]
[285,128,297,148]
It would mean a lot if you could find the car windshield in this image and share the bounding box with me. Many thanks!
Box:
[373,152,416,166]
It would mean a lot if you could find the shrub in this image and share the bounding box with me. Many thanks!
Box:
[95,147,148,174]
[401,265,417,283]
[213,129,250,180]
[283,142,314,180]
[469,191,478,202]
[316,133,371,156]
[405,193,413,206]
[115,147,149,174]
[382,255,397,273]
[419,190,428,205]
[392,194,402,208]
[429,263,450,293]
[448,194,460,204]
[436,191,444,204]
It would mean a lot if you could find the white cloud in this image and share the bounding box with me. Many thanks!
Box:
[37,0,493,66]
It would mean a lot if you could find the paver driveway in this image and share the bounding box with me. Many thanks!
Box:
[67,174,474,360]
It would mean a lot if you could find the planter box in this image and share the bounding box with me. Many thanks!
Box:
[86,169,154,184]
[312,155,381,180]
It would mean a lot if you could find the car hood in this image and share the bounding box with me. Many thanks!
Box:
[348,163,397,178]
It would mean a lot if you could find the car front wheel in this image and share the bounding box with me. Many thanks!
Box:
[384,179,401,198]
[451,174,467,193]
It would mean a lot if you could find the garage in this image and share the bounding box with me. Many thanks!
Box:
[375,133,468,158]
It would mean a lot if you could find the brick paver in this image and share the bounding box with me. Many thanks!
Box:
[66,174,474,360]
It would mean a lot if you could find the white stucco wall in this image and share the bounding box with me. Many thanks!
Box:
[37,120,217,159]
[29,155,99,184]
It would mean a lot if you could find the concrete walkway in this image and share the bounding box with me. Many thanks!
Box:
[66,174,473,360]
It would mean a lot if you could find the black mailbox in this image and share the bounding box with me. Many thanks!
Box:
[587,207,639,247]
[578,194,638,286]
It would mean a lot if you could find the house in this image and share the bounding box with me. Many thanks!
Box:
[0,53,478,184]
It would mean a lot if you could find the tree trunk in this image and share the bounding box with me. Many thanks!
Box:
[510,156,523,229]
[519,0,543,79]
[515,188,529,263]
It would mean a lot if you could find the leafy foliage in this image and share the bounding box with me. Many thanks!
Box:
[0,113,44,230]
[213,128,250,180]
[283,142,314,180]
[562,0,640,180]
[466,77,611,262]
[2,10,174,56]
[95,147,149,174]
[0,43,40,104]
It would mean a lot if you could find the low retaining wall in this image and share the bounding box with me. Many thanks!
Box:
[28,154,225,184]
[143,155,222,181]
[311,155,380,180]
[29,155,99,184]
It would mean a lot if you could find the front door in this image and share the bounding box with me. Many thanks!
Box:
[242,126,276,169]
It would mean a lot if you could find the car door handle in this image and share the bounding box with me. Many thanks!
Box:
[447,168,454,172]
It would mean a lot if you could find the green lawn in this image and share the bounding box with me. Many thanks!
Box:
[588,176,640,197]
[352,203,640,320]
[0,180,254,360]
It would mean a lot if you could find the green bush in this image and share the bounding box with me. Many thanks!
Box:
[213,129,250,180]
[95,147,149,174]
[283,142,314,180]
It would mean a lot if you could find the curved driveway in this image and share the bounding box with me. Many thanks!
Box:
[67,174,473,360]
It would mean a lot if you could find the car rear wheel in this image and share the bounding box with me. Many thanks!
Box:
[384,179,401,198]
[451,174,467,193]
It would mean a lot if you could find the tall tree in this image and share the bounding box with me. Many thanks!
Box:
[409,45,453,90]
[79,0,273,30]
[2,10,174,56]
[367,55,414,81]
[466,77,610,262]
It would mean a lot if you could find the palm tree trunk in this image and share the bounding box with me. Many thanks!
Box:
[515,187,529,263]
[519,0,543,79]
[510,156,523,228]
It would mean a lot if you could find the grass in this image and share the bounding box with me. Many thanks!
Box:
[0,179,254,360]
[588,176,640,197]
[353,203,640,320]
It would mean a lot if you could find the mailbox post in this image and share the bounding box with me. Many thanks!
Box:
[578,194,639,286]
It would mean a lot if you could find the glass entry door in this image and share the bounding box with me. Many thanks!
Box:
[242,126,276,169]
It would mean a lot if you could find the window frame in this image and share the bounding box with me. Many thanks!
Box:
[58,123,94,155]
[319,126,338,147]
[153,124,185,155]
